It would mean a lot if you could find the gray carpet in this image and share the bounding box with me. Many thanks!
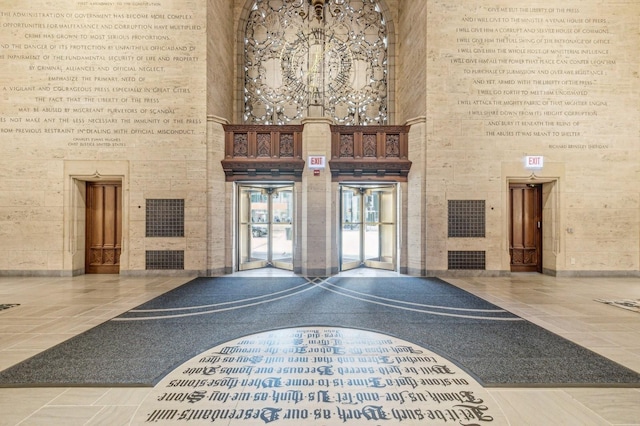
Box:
[0,276,639,388]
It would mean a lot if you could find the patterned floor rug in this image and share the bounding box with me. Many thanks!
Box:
[0,304,19,312]
[595,298,640,313]
[1,277,639,388]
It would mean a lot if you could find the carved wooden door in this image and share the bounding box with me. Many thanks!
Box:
[509,183,542,272]
[86,182,122,274]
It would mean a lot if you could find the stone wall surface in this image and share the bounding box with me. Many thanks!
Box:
[0,0,638,276]
[208,0,234,120]
[426,0,640,274]
[398,0,427,123]
[0,0,207,274]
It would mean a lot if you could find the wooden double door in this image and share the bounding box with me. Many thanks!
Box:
[509,183,542,273]
[86,182,122,274]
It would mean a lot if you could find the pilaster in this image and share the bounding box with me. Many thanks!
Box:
[300,117,338,276]
[405,116,427,276]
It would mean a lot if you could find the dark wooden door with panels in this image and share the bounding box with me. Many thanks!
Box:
[509,183,543,273]
[85,181,122,274]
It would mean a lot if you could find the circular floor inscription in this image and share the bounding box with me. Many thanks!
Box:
[135,327,507,425]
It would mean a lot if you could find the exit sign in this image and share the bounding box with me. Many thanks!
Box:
[525,156,544,169]
[308,155,326,169]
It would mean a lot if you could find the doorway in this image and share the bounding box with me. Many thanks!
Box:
[509,183,542,272]
[340,184,397,271]
[86,181,122,274]
[237,183,294,271]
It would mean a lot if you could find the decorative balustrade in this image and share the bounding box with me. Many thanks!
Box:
[222,124,412,182]
[329,125,412,181]
[222,125,305,181]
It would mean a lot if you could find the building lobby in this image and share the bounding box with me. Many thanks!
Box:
[0,0,639,424]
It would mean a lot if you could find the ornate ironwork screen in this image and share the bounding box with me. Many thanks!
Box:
[243,0,389,125]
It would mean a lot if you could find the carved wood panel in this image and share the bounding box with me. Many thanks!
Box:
[329,125,412,181]
[222,125,305,181]
[86,182,121,274]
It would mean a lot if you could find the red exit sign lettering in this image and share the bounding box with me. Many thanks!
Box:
[525,156,543,169]
[308,155,326,169]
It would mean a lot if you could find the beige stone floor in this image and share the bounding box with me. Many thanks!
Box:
[0,271,639,425]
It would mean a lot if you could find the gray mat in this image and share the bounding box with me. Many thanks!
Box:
[1,276,639,388]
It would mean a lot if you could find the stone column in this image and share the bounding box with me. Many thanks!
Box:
[300,117,338,276]
[207,115,229,276]
[406,117,427,276]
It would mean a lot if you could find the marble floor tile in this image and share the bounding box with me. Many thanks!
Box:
[19,406,104,426]
[488,389,611,426]
[564,388,640,425]
[0,273,639,425]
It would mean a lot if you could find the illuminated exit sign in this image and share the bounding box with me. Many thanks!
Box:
[525,156,544,169]
[308,155,326,169]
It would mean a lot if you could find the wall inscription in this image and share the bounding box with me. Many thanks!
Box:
[0,2,205,149]
[443,5,627,149]
[135,327,507,425]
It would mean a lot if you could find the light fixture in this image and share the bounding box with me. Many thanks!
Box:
[288,0,346,21]
[311,0,325,20]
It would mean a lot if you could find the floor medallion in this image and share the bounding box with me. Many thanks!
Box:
[135,327,507,425]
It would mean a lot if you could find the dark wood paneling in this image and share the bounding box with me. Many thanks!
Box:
[329,125,412,181]
[86,182,122,274]
[510,184,542,272]
[221,125,305,181]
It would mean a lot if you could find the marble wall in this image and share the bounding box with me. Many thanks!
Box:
[398,0,427,123]
[0,0,208,275]
[0,0,637,276]
[425,0,640,275]
[207,0,234,120]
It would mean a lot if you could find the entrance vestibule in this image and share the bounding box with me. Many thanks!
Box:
[237,183,295,271]
[340,183,398,272]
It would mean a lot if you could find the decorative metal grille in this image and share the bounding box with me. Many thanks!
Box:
[448,200,486,238]
[448,251,486,270]
[244,0,388,125]
[146,199,185,237]
[146,250,184,270]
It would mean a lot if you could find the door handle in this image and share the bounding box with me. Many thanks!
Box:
[537,221,541,229]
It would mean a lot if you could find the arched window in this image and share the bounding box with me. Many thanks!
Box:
[243,0,389,125]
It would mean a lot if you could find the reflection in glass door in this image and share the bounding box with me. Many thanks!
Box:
[340,184,397,271]
[238,184,294,271]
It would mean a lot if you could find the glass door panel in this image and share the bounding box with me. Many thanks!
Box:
[238,184,294,271]
[238,186,269,270]
[363,191,379,263]
[341,186,363,271]
[271,187,294,269]
[364,186,396,270]
[340,184,396,271]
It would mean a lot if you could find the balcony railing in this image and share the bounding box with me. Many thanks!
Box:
[222,124,412,182]
[329,125,412,181]
[222,125,305,181]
